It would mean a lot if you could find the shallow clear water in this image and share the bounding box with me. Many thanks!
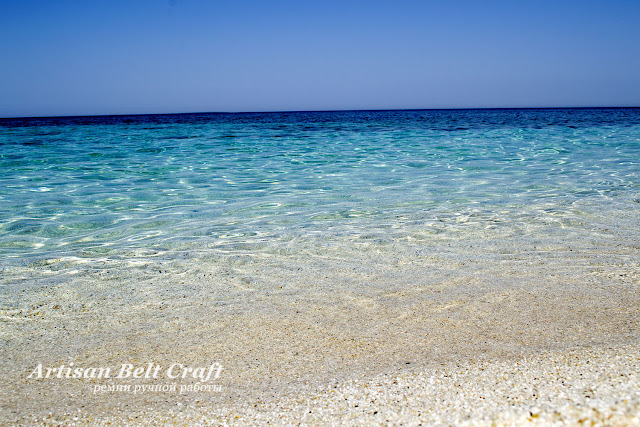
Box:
[1,108,639,268]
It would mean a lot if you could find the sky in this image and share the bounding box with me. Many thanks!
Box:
[1,0,639,117]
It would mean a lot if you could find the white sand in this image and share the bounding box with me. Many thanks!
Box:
[15,345,640,426]
[1,236,639,425]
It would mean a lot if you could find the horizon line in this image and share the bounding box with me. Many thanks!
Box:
[2,105,640,120]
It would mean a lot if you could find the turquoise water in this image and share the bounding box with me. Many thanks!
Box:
[1,108,639,267]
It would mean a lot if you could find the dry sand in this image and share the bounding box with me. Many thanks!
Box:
[79,344,640,426]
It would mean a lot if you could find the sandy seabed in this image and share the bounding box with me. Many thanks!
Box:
[1,233,639,425]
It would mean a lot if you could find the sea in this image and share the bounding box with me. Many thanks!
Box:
[1,108,638,271]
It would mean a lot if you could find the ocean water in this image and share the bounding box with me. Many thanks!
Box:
[1,108,638,269]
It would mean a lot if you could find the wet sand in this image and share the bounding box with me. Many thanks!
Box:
[1,236,639,425]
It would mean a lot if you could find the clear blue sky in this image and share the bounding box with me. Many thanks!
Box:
[1,0,639,117]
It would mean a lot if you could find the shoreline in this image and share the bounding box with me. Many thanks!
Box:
[2,247,638,424]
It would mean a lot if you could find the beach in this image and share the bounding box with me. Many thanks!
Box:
[2,232,639,425]
[1,109,639,424]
